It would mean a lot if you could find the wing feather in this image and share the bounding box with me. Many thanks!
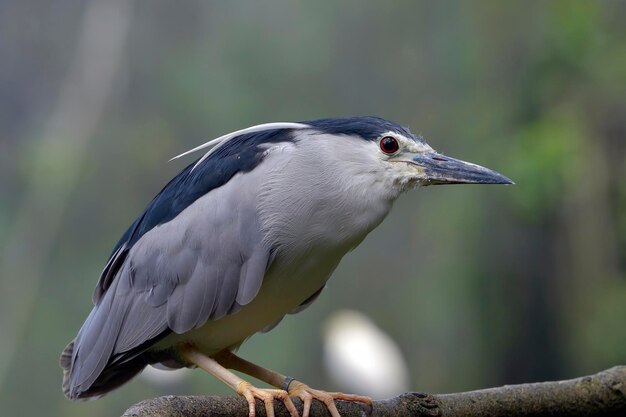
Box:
[236,249,270,305]
[91,124,302,305]
[64,123,304,399]
[211,264,240,320]
[66,172,272,399]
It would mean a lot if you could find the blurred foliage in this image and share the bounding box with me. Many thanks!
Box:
[0,1,625,417]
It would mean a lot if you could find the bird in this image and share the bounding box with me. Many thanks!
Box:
[60,116,512,417]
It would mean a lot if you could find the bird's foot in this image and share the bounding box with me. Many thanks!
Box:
[236,381,299,417]
[288,380,372,417]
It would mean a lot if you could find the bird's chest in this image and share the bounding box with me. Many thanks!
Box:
[258,177,393,264]
[253,162,395,308]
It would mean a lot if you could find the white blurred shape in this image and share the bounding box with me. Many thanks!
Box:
[139,365,191,387]
[323,309,410,399]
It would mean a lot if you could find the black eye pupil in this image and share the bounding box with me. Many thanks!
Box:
[380,136,399,153]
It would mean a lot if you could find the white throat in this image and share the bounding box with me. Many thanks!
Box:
[257,133,401,266]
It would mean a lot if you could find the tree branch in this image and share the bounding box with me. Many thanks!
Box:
[123,365,625,416]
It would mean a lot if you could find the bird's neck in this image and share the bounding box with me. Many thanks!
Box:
[257,137,399,266]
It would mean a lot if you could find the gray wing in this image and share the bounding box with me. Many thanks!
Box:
[67,179,270,398]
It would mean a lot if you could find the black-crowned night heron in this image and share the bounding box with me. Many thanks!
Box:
[61,116,512,417]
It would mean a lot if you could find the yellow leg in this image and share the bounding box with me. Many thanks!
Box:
[215,350,372,417]
[180,345,299,417]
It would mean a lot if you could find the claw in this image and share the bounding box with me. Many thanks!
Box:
[236,381,300,417]
[288,381,372,417]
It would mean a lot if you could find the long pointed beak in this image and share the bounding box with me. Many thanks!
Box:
[409,152,514,185]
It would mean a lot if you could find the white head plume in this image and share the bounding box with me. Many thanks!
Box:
[170,122,310,171]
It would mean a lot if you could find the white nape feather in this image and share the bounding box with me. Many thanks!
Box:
[170,122,310,171]
[323,309,410,399]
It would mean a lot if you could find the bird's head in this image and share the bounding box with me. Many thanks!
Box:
[171,116,512,204]
[301,116,513,193]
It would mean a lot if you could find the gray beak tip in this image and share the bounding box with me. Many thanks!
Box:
[410,152,515,186]
[487,172,515,185]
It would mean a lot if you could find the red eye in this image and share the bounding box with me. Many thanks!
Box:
[380,136,399,154]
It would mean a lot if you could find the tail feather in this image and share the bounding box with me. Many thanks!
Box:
[60,340,75,398]
[60,337,149,400]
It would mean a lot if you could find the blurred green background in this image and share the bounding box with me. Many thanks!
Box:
[1,1,625,416]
